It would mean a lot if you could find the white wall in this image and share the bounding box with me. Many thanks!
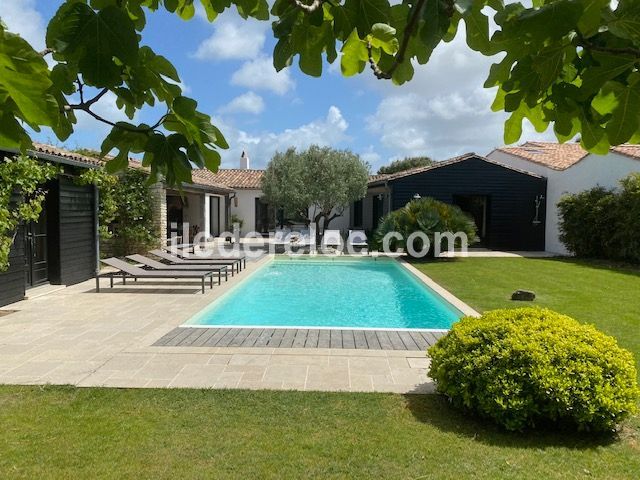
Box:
[203,195,210,237]
[306,204,350,234]
[228,189,385,236]
[229,189,262,235]
[329,211,350,234]
[311,189,391,235]
[174,192,227,240]
[487,150,640,253]
[203,194,226,238]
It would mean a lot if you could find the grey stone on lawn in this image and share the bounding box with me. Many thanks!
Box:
[511,290,536,301]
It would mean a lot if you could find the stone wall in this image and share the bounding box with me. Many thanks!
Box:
[149,182,167,246]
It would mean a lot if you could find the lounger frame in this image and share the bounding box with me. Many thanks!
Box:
[96,258,217,294]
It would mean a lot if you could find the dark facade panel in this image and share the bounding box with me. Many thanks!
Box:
[0,157,98,307]
[389,157,547,251]
[0,226,26,307]
[56,178,97,285]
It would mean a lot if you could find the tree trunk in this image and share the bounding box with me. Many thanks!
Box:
[315,217,323,244]
[323,211,343,232]
[323,214,333,232]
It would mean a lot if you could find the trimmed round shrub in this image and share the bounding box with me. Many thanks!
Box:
[428,308,639,432]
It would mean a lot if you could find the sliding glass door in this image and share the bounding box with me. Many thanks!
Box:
[209,196,221,237]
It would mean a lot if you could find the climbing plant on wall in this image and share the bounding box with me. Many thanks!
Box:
[76,167,118,241]
[77,167,157,256]
[0,156,59,271]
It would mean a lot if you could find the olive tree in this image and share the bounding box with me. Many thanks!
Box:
[378,156,434,174]
[262,146,369,233]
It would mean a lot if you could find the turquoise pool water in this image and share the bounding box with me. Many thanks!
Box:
[187,258,462,330]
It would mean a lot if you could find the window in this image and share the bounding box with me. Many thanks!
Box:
[352,199,363,227]
[209,196,220,237]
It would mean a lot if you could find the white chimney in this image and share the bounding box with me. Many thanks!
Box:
[240,150,250,169]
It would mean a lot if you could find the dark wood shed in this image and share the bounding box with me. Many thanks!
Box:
[367,154,547,251]
[0,148,99,307]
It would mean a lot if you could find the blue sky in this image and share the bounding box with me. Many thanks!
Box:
[2,1,554,171]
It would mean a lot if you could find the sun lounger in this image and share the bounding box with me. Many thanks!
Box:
[162,248,245,270]
[165,242,215,254]
[176,248,247,271]
[170,242,196,253]
[96,258,216,294]
[150,249,242,274]
[126,254,228,284]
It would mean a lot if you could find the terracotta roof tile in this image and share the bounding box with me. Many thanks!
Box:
[611,144,640,160]
[31,143,103,167]
[25,143,231,193]
[494,141,640,170]
[368,173,389,183]
[31,143,145,170]
[199,168,264,189]
[27,143,232,193]
[190,169,235,193]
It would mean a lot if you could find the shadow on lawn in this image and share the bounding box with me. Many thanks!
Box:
[550,257,640,278]
[402,389,622,450]
[410,255,640,279]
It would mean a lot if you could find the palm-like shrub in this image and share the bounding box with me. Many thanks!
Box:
[428,308,640,432]
[373,197,478,256]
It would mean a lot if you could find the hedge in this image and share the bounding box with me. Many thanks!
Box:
[558,173,640,263]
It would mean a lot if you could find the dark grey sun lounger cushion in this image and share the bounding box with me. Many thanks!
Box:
[150,250,243,273]
[175,249,247,271]
[126,254,228,283]
[96,257,216,294]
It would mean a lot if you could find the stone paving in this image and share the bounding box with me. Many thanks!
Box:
[0,256,441,393]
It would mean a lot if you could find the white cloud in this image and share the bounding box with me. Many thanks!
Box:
[215,106,350,168]
[0,0,46,51]
[175,81,191,94]
[219,92,265,115]
[193,16,267,61]
[366,32,556,160]
[367,89,498,158]
[231,56,295,95]
[359,146,382,168]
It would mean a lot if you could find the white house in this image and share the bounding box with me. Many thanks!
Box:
[27,143,640,253]
[202,152,366,236]
[487,142,640,254]
[200,153,270,235]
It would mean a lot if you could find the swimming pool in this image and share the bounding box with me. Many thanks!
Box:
[186,257,463,330]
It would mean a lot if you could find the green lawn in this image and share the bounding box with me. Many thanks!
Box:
[413,257,640,375]
[1,386,638,479]
[1,258,639,479]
